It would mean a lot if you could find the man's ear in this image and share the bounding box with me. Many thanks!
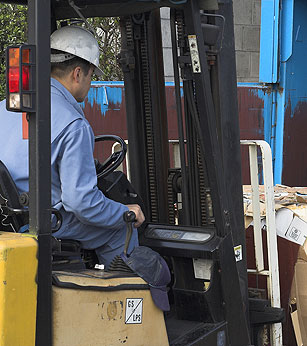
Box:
[72,66,82,83]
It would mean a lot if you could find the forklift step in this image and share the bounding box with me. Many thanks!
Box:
[166,316,228,346]
[249,298,285,325]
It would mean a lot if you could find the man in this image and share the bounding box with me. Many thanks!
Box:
[0,25,144,268]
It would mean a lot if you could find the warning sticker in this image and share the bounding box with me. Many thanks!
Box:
[193,258,213,280]
[125,298,143,324]
[234,245,242,262]
[288,226,301,242]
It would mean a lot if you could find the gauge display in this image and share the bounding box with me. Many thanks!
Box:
[145,227,214,243]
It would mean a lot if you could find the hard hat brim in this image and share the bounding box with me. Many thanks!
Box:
[94,66,103,77]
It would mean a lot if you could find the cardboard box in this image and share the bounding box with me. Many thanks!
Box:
[243,185,307,246]
[275,208,307,246]
[290,257,307,346]
[244,206,307,246]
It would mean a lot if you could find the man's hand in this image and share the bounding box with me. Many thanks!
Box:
[126,204,145,228]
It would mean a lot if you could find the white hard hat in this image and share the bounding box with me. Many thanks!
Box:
[50,26,103,76]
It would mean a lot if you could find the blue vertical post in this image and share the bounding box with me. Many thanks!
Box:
[259,0,280,84]
[259,0,281,183]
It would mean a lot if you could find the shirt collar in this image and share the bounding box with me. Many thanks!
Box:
[51,78,84,116]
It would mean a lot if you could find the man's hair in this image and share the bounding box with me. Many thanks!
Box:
[51,49,91,78]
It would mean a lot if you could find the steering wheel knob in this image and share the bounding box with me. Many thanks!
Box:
[123,210,136,223]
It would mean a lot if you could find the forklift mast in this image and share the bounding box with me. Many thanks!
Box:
[121,0,251,340]
[119,3,251,344]
[1,0,263,345]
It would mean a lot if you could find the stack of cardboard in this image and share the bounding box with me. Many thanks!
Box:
[243,185,307,345]
[243,185,307,245]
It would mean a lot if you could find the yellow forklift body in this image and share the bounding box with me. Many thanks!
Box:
[52,271,169,346]
[0,231,38,346]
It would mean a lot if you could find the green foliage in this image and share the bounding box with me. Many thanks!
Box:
[60,17,123,81]
[0,6,122,101]
[0,4,27,101]
[88,17,123,81]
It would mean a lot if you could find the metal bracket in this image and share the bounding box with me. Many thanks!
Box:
[188,35,201,73]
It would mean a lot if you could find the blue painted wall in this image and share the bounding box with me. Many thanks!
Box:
[259,0,307,185]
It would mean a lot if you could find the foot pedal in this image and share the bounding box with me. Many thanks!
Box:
[107,255,133,273]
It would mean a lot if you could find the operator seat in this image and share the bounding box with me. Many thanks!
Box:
[0,160,89,269]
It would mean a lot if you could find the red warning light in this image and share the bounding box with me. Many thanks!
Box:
[22,66,30,90]
[8,67,19,93]
[6,45,35,112]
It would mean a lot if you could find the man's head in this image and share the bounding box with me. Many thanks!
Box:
[51,51,94,102]
[50,26,102,102]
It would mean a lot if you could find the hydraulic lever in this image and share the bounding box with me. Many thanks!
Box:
[123,210,136,255]
[107,210,136,272]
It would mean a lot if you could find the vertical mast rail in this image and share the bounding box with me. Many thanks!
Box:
[28,0,52,345]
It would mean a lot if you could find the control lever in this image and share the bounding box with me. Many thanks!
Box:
[123,210,136,255]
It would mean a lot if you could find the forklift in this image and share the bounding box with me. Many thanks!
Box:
[0,0,284,345]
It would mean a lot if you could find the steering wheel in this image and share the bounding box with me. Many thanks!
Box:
[94,135,127,179]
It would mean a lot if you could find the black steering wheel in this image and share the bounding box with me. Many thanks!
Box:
[94,135,127,179]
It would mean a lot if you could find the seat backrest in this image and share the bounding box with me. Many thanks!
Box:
[0,160,27,232]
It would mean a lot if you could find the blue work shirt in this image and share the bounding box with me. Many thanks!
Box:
[0,78,135,253]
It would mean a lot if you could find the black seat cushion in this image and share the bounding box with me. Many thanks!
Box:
[0,160,27,232]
